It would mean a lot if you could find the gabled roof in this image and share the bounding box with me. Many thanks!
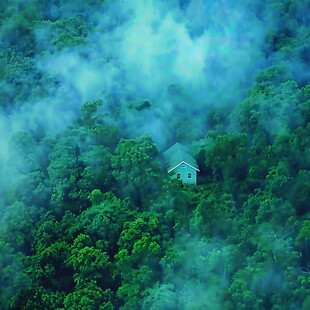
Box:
[163,143,199,173]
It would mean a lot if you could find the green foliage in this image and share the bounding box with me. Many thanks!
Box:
[296,220,310,249]
[3,0,310,309]
[255,66,290,87]
[81,100,103,127]
[204,133,248,180]
[114,215,163,308]
[111,136,163,207]
[0,242,29,309]
[51,17,95,50]
[191,186,236,238]
[63,283,113,310]
[292,170,310,215]
[80,191,135,252]
[127,99,151,111]
[88,189,104,205]
[0,202,34,250]
[66,234,110,283]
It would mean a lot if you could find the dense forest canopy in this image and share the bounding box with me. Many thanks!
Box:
[1,0,310,309]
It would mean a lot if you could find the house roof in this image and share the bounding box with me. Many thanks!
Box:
[163,143,199,173]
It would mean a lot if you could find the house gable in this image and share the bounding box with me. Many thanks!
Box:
[168,160,199,173]
[170,161,197,184]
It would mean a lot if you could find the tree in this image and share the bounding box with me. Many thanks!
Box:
[66,234,110,284]
[0,202,34,251]
[114,215,163,309]
[191,187,236,238]
[291,170,310,215]
[79,191,135,254]
[111,136,162,208]
[63,282,113,310]
[0,242,29,310]
[204,133,248,182]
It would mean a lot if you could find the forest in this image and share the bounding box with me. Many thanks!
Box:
[1,0,310,309]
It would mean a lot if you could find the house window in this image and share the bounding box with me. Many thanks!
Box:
[176,173,181,179]
[181,164,186,168]
[187,172,192,179]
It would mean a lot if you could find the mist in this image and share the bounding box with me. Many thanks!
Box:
[1,0,310,309]
[28,0,272,147]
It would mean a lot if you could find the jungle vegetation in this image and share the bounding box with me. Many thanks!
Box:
[1,0,310,309]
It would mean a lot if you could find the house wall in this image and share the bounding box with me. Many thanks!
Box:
[171,163,197,184]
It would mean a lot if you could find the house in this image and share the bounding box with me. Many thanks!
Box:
[163,143,199,184]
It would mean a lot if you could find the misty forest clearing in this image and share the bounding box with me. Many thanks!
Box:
[1,0,310,309]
